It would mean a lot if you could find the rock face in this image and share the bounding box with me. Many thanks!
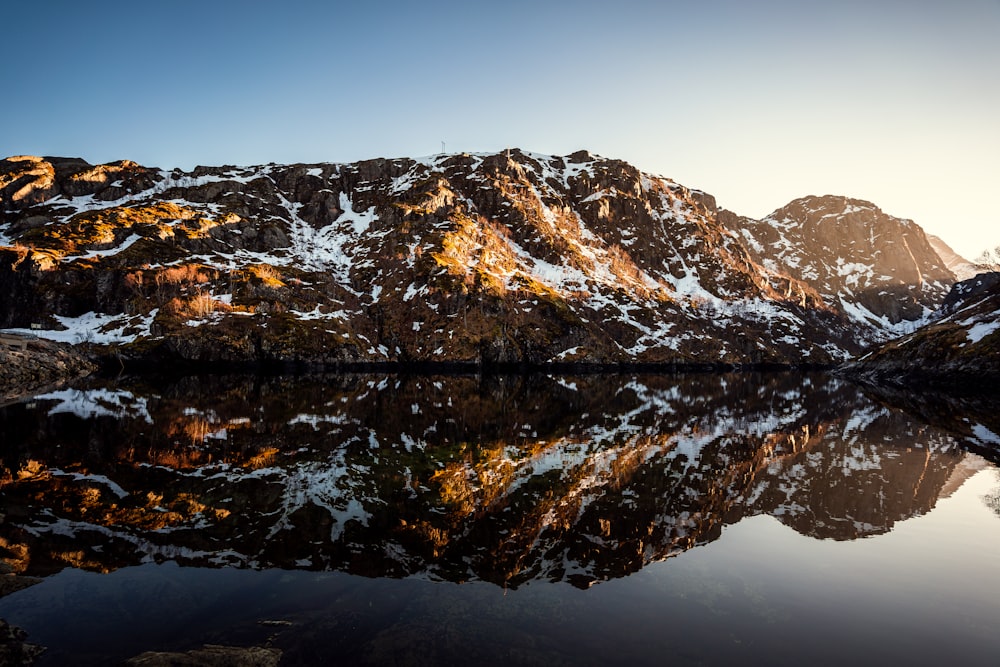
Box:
[844,272,1000,389]
[927,234,980,281]
[0,619,44,666]
[725,195,954,330]
[0,152,957,368]
[0,339,96,404]
[0,155,153,207]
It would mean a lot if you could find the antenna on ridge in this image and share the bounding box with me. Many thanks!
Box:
[441,141,446,155]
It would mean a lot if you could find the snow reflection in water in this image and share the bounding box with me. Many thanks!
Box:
[0,372,998,665]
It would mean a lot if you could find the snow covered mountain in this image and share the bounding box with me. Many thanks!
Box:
[0,152,957,366]
[724,195,954,336]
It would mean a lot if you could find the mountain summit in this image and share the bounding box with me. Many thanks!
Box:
[0,151,956,368]
[724,194,953,332]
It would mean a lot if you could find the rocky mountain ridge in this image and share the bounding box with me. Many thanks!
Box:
[0,151,958,368]
[844,271,1000,388]
[927,234,980,281]
[728,195,954,330]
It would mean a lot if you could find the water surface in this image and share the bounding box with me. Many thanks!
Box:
[1,372,998,665]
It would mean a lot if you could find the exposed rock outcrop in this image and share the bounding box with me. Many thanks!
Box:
[0,619,44,666]
[927,234,980,281]
[0,155,156,207]
[0,338,96,404]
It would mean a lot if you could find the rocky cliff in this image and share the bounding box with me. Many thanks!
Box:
[0,339,95,404]
[928,234,980,281]
[0,152,956,368]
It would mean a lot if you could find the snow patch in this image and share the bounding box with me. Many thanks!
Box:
[72,233,145,260]
[971,424,1000,445]
[966,321,1000,345]
[33,388,153,423]
[6,310,158,345]
[51,469,130,498]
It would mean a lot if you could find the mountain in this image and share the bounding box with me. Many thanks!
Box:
[723,195,954,334]
[0,151,956,368]
[927,234,980,281]
[844,271,1000,389]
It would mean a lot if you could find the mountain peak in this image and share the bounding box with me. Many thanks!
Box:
[770,194,884,223]
[927,234,979,281]
[729,192,953,328]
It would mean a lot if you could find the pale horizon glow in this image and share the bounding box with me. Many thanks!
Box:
[3,0,998,260]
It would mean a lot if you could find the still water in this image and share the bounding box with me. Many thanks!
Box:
[0,372,999,665]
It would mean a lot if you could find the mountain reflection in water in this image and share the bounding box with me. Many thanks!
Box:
[0,372,992,590]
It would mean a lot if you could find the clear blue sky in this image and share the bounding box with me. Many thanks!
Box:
[3,0,998,259]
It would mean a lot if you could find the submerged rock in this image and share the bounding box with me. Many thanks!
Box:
[0,619,44,666]
[124,644,281,667]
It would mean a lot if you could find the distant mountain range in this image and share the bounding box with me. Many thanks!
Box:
[0,150,980,369]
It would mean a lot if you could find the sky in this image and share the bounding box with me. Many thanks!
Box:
[3,0,998,259]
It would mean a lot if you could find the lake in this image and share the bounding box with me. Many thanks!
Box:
[1,371,999,665]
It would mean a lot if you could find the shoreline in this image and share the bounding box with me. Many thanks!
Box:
[0,341,96,405]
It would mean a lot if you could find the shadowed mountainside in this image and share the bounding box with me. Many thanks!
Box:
[843,271,1000,389]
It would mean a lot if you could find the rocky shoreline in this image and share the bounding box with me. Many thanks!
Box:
[0,339,96,404]
[0,619,44,666]
[837,362,1000,394]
